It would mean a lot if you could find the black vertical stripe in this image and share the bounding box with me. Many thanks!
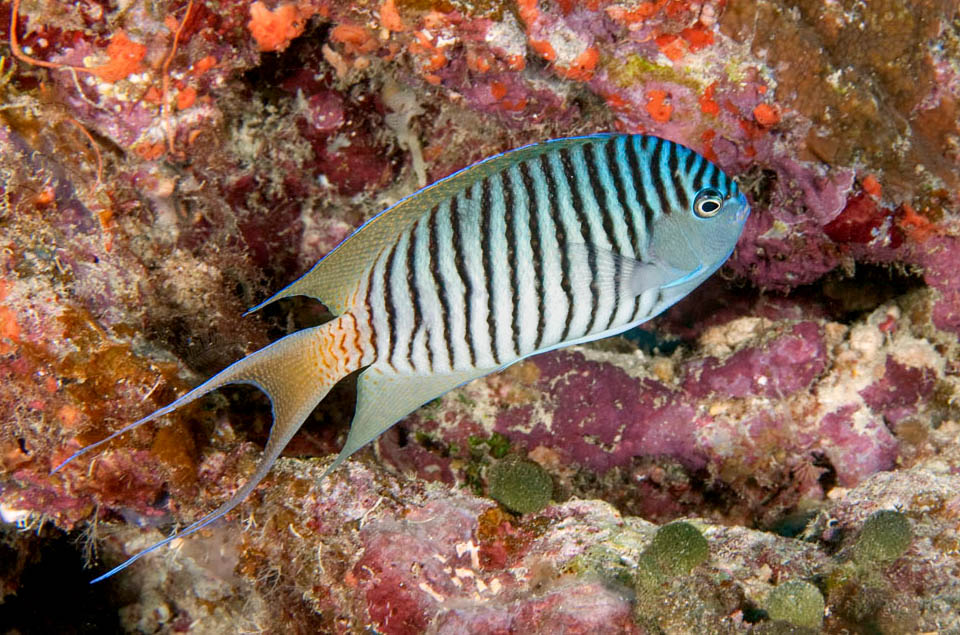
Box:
[605,138,640,254]
[501,172,520,358]
[625,137,655,229]
[586,144,619,253]
[631,294,642,321]
[518,161,545,350]
[607,246,621,331]
[427,206,452,370]
[585,242,601,332]
[667,143,688,210]
[682,146,696,177]
[584,144,621,331]
[406,225,427,371]
[716,170,728,193]
[650,137,671,216]
[691,154,708,192]
[383,241,402,370]
[537,154,574,341]
[559,147,598,331]
[449,195,476,367]
[711,165,724,190]
[479,178,499,365]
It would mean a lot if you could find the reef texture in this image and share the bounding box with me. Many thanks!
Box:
[1,0,959,632]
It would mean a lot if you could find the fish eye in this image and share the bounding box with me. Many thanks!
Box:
[693,188,724,218]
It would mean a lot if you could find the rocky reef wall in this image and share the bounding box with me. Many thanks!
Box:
[1,0,959,631]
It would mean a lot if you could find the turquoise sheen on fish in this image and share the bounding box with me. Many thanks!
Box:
[53,133,750,581]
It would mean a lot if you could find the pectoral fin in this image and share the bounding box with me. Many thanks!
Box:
[566,243,701,299]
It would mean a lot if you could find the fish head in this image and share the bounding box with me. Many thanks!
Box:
[648,161,750,284]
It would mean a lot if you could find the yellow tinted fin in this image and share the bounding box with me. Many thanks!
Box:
[320,365,497,478]
[56,316,365,582]
[247,136,613,315]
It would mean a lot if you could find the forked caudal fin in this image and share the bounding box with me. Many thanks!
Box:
[51,313,365,583]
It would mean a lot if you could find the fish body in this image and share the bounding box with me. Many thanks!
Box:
[55,133,749,581]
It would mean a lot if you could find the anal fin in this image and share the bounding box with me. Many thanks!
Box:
[321,365,496,478]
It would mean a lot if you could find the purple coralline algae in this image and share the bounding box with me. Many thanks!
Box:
[1,0,959,631]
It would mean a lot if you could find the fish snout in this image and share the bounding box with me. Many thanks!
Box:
[731,192,750,224]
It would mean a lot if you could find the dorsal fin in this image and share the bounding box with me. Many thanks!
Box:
[246,134,614,316]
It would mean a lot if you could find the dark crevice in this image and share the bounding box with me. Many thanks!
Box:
[0,526,123,634]
[819,262,924,320]
[241,21,333,98]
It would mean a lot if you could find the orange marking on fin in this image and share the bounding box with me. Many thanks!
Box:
[348,314,361,358]
[335,327,347,358]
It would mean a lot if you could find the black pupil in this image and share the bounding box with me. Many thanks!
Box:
[700,199,720,213]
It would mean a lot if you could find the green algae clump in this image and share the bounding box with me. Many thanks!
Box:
[854,510,913,564]
[640,521,709,583]
[765,580,825,629]
[487,456,552,514]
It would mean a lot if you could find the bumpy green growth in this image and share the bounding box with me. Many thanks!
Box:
[854,510,913,564]
[644,521,710,579]
[765,580,825,629]
[487,456,552,514]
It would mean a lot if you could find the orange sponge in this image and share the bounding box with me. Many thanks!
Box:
[248,2,305,52]
[92,31,146,82]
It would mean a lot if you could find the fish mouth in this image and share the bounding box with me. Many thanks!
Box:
[732,193,750,223]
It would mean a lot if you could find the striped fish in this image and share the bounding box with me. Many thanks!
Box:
[54,133,749,581]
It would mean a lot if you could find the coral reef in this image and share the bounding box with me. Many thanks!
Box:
[1,0,959,632]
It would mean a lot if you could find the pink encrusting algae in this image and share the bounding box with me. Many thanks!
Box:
[1,0,960,632]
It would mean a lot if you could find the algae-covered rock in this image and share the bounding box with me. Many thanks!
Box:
[487,456,553,514]
[765,580,825,629]
[634,520,710,592]
[644,521,709,579]
[853,510,913,564]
